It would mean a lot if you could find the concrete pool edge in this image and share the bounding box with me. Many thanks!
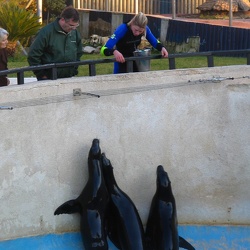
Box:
[1,225,249,250]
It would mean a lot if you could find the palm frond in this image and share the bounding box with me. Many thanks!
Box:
[0,2,41,44]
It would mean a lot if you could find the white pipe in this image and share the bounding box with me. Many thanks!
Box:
[37,0,43,24]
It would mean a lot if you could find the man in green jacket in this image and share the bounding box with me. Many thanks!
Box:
[28,7,83,80]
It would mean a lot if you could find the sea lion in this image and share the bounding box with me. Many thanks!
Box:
[54,139,109,249]
[145,165,195,250]
[101,153,146,250]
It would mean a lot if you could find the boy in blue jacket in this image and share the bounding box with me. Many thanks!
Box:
[101,12,168,74]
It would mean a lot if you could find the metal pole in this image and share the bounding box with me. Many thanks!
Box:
[229,0,232,27]
[37,0,42,24]
[172,0,176,19]
[0,106,13,110]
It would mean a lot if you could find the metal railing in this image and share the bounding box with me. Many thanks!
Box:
[1,49,250,85]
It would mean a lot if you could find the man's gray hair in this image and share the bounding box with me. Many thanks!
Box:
[0,28,9,42]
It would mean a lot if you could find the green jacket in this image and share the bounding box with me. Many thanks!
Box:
[28,18,83,79]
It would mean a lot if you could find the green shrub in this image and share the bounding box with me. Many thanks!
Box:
[0,2,42,56]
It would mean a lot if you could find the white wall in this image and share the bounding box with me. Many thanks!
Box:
[0,66,250,241]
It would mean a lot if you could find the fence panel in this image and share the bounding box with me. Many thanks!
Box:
[73,0,206,14]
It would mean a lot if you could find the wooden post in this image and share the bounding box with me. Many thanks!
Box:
[229,0,233,27]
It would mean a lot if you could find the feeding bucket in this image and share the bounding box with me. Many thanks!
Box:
[133,49,151,72]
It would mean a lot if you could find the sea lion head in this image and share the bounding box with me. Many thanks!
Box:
[156,165,170,189]
[89,138,101,159]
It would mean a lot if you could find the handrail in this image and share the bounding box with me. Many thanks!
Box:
[1,49,250,85]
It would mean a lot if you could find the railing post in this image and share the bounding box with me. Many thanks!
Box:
[89,64,96,76]
[17,72,24,85]
[51,67,57,80]
[247,52,250,65]
[207,55,214,67]
[169,58,176,70]
[126,60,133,72]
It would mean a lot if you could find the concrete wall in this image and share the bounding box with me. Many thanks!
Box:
[0,66,250,241]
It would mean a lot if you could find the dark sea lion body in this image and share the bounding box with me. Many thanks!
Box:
[145,165,195,250]
[101,153,146,250]
[54,139,109,249]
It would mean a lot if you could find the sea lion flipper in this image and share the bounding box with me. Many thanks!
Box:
[179,236,196,250]
[54,199,81,215]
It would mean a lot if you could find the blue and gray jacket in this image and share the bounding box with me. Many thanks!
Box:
[101,23,164,73]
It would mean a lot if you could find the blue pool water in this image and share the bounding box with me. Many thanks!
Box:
[0,225,249,250]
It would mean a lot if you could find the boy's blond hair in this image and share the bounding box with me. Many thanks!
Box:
[128,12,148,35]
